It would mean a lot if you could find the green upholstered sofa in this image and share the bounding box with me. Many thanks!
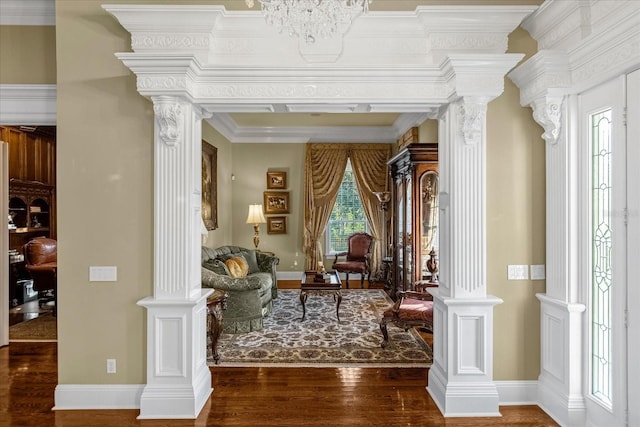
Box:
[201,245,279,333]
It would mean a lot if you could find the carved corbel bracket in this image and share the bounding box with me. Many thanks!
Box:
[531,96,564,145]
[458,99,487,145]
[153,100,183,146]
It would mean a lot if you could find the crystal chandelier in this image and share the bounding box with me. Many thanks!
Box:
[245,0,371,44]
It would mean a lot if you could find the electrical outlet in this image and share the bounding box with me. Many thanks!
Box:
[507,265,529,280]
[106,359,116,374]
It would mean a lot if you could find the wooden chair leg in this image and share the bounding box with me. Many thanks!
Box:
[360,273,364,288]
[345,272,350,288]
[379,319,390,348]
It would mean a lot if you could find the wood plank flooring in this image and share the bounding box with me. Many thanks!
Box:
[1,342,559,427]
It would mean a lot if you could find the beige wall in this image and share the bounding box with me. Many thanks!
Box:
[0,26,56,84]
[487,27,545,380]
[28,1,543,386]
[230,144,306,270]
[56,0,153,384]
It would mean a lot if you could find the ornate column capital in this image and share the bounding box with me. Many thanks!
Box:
[152,97,184,147]
[531,96,564,145]
[457,98,488,146]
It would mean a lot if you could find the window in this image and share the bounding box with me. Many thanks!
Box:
[326,160,369,254]
[590,108,613,406]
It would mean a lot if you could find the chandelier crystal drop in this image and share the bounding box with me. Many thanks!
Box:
[245,0,371,44]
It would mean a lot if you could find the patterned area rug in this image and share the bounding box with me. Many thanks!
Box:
[9,312,57,341]
[212,289,432,367]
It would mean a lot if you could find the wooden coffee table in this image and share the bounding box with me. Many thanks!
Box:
[300,270,342,322]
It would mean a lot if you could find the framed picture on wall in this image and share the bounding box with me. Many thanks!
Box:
[267,216,287,234]
[202,141,218,230]
[266,171,287,189]
[263,191,290,214]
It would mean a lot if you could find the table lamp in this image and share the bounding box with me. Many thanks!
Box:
[246,204,267,248]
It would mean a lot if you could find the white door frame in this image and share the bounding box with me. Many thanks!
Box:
[0,84,57,346]
[625,68,640,427]
[1,142,9,347]
[578,76,627,427]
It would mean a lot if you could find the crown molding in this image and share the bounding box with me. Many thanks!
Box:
[0,0,55,26]
[0,84,56,125]
[206,112,430,143]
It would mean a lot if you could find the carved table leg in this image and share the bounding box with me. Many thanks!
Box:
[207,290,228,364]
[300,290,308,321]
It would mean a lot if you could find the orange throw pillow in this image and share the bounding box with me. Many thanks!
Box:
[224,256,249,278]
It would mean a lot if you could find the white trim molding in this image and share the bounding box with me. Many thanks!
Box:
[0,0,55,26]
[207,112,433,144]
[0,85,56,125]
[495,381,539,405]
[54,384,144,410]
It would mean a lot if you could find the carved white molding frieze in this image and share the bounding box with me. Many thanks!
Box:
[458,100,487,146]
[153,102,183,146]
[198,81,453,103]
[429,33,507,52]
[572,35,640,87]
[531,96,564,145]
[138,76,189,91]
[132,34,210,51]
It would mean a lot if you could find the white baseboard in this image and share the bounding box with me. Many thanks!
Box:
[495,380,539,405]
[54,384,143,410]
[277,271,304,280]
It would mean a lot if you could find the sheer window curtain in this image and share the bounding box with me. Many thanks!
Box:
[303,143,391,275]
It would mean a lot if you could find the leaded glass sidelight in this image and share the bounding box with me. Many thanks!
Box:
[591,108,613,407]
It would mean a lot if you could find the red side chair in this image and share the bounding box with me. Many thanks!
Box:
[331,232,373,289]
[23,237,57,316]
[380,290,433,348]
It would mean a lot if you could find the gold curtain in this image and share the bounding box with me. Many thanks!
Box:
[303,144,348,270]
[350,144,391,276]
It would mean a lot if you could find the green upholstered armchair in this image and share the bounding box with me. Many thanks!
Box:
[201,246,279,333]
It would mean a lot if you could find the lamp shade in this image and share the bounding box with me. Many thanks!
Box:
[246,204,266,224]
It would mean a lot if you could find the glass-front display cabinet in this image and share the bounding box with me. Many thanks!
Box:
[388,143,438,298]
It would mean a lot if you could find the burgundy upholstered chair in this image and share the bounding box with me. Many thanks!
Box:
[379,290,433,348]
[331,232,373,289]
[23,237,57,315]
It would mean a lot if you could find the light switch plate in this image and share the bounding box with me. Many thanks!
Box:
[530,264,546,280]
[89,266,117,282]
[508,265,529,280]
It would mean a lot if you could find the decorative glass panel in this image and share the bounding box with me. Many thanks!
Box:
[420,171,439,278]
[591,108,613,407]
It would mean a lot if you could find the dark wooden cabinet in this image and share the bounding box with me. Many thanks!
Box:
[9,181,55,252]
[388,143,438,297]
[2,126,56,253]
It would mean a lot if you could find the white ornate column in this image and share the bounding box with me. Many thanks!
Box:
[428,96,503,417]
[136,96,213,419]
[509,50,586,426]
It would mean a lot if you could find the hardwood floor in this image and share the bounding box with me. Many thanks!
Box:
[1,342,559,427]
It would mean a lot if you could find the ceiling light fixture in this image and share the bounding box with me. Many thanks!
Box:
[245,0,371,44]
